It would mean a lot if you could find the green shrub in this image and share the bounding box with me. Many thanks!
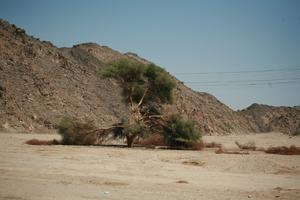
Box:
[123,123,142,136]
[164,115,201,148]
[57,117,96,145]
[123,123,143,147]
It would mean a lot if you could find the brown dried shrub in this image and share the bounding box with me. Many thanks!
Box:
[215,147,249,155]
[176,180,189,184]
[182,160,205,166]
[235,141,256,150]
[25,139,61,145]
[264,145,300,155]
[136,134,167,147]
[204,141,222,148]
[191,140,205,150]
[135,134,204,150]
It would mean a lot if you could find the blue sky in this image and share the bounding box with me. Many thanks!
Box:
[1,0,300,110]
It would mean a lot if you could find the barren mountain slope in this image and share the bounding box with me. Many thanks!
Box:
[0,19,299,135]
[239,104,300,135]
[0,20,128,131]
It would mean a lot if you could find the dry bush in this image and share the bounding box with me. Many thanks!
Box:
[255,147,266,151]
[135,134,167,147]
[264,145,300,155]
[191,140,205,150]
[215,147,249,155]
[204,141,222,148]
[25,139,61,145]
[235,141,256,150]
[182,160,205,166]
[176,180,189,184]
[135,134,204,150]
[57,117,97,145]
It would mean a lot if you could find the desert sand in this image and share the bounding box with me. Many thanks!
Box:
[0,132,300,200]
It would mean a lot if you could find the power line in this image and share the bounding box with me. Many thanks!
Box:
[187,80,300,87]
[185,77,300,84]
[172,67,300,75]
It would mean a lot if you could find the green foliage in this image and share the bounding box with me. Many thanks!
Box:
[102,59,176,147]
[123,123,142,137]
[102,59,175,105]
[103,59,146,84]
[164,115,201,148]
[145,64,175,104]
[57,117,96,145]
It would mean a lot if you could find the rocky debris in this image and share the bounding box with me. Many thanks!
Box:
[0,19,299,135]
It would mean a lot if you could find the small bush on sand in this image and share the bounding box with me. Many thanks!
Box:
[135,133,166,147]
[191,140,205,150]
[204,142,222,148]
[264,145,300,155]
[164,115,201,149]
[57,117,97,145]
[182,160,205,166]
[25,139,61,145]
[235,141,256,150]
[215,147,249,155]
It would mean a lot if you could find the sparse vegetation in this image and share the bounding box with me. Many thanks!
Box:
[57,117,97,145]
[123,123,142,147]
[51,56,279,151]
[176,180,189,184]
[235,141,256,150]
[182,160,205,166]
[191,140,205,150]
[163,115,201,149]
[103,59,176,147]
[25,139,61,145]
[215,148,250,155]
[135,133,166,147]
[204,141,222,148]
[264,145,300,155]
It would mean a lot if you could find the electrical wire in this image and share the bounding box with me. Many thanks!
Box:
[172,67,300,75]
[185,77,300,84]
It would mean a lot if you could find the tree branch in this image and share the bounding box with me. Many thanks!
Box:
[128,86,134,107]
[137,88,148,107]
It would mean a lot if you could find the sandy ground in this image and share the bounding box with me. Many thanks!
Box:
[0,132,300,200]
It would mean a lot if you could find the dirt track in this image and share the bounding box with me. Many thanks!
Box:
[0,132,300,200]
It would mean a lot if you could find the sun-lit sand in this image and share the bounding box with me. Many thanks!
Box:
[0,132,300,200]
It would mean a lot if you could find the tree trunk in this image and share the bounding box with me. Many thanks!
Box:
[126,134,135,147]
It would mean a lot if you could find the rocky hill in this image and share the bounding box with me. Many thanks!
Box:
[0,19,299,135]
[238,104,300,135]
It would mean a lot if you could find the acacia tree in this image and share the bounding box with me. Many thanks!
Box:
[103,59,176,147]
